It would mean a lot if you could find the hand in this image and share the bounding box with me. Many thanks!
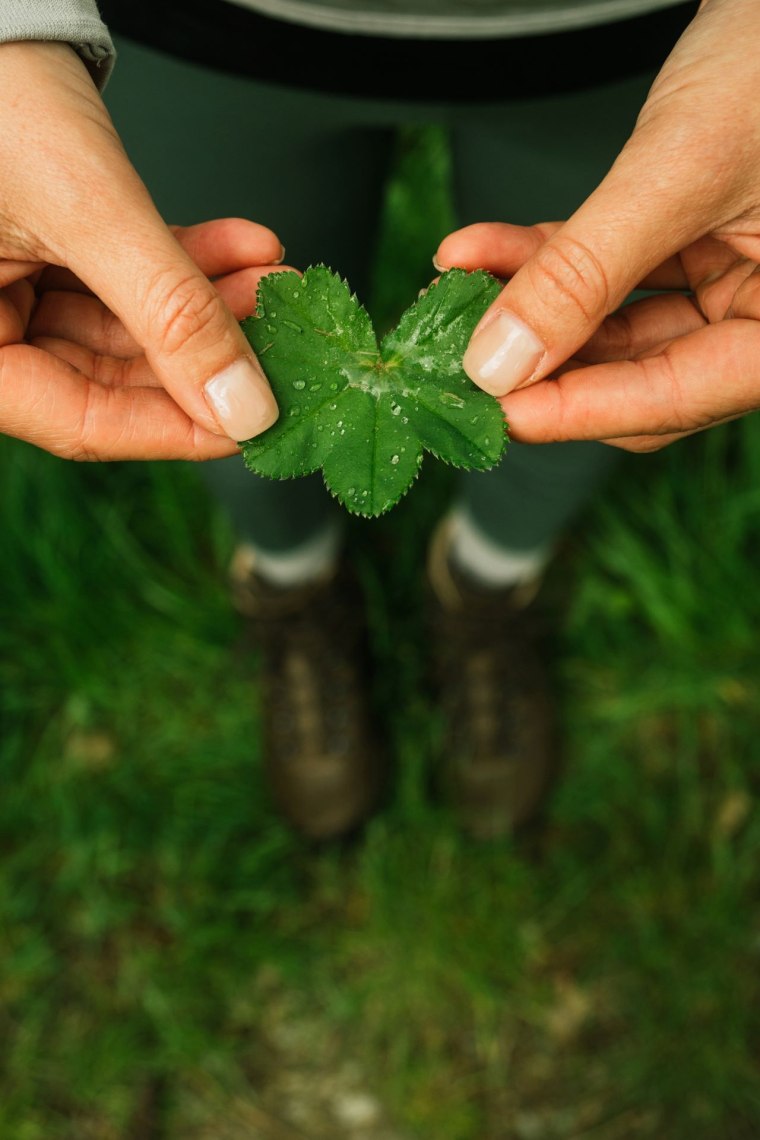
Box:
[4,219,289,459]
[0,42,283,460]
[436,0,760,452]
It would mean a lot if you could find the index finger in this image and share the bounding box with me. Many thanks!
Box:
[169,219,285,278]
[0,343,239,461]
[501,320,760,443]
[435,221,691,291]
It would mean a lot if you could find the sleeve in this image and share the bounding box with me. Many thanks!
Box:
[0,0,115,90]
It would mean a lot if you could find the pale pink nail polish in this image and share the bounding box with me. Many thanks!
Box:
[204,358,279,441]
[463,310,545,397]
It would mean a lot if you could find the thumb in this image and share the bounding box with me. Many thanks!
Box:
[73,209,280,443]
[457,149,713,398]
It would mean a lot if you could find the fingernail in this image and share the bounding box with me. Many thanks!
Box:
[204,358,279,441]
[463,309,545,396]
[432,256,446,272]
[273,245,286,265]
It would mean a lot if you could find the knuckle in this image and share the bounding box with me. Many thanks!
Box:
[66,385,105,462]
[644,349,703,435]
[728,267,760,321]
[589,309,636,359]
[66,385,126,460]
[66,442,95,461]
[531,235,612,325]
[58,425,96,461]
[98,303,123,349]
[93,353,129,388]
[149,271,227,360]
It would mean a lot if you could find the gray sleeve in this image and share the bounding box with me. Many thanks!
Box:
[0,1,115,90]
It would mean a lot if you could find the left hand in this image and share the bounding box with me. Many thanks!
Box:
[435,0,760,452]
[1,218,289,459]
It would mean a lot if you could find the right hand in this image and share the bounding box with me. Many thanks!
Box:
[437,0,760,453]
[0,40,283,460]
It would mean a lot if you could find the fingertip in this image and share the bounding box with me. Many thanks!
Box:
[434,229,468,270]
[463,308,546,397]
[203,357,279,442]
[172,219,286,275]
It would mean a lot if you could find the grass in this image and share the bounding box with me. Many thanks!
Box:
[1,127,759,1139]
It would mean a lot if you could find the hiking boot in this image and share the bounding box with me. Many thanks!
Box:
[231,545,385,840]
[426,519,557,839]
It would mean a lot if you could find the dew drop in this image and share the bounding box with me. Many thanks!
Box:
[346,487,356,497]
[309,382,322,392]
[391,403,401,416]
[390,454,399,465]
[470,416,479,425]
[292,379,306,390]
[265,323,276,334]
[329,403,337,411]
[288,406,301,416]
[440,391,465,410]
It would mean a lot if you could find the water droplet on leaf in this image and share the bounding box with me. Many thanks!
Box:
[440,391,465,409]
[391,454,399,465]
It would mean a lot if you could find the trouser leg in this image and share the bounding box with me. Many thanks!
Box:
[449,73,655,552]
[104,40,394,551]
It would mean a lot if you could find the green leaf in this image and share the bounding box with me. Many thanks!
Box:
[241,265,506,517]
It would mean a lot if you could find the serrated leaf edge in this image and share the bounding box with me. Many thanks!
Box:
[242,266,508,516]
